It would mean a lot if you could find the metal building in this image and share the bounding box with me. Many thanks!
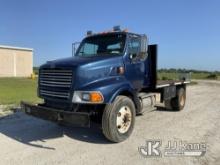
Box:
[0,45,33,77]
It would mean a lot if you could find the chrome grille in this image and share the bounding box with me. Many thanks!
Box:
[39,69,73,100]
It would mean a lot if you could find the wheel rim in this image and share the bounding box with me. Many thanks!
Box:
[180,95,185,106]
[116,106,132,134]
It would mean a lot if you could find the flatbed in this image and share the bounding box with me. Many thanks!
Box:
[156,80,190,88]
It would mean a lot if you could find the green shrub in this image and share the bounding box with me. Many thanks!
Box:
[206,74,217,79]
[162,76,169,80]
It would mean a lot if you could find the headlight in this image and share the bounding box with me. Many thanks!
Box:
[82,93,90,101]
[72,91,104,103]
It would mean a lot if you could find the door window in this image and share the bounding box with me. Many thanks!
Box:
[128,35,147,60]
[128,37,140,55]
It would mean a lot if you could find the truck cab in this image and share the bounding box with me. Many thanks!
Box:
[21,27,190,142]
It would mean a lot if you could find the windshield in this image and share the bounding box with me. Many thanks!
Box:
[76,34,126,57]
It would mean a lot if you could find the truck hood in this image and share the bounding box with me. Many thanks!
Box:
[41,55,122,68]
[40,55,124,90]
[75,55,124,89]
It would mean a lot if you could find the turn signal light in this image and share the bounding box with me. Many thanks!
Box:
[117,66,125,74]
[90,92,104,103]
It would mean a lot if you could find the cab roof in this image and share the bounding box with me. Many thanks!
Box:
[84,31,142,39]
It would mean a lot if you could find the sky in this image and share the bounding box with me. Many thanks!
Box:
[0,0,219,71]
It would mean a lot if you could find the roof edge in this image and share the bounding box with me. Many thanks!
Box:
[0,45,33,51]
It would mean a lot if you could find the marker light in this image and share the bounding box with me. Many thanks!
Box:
[113,25,121,31]
[87,30,92,36]
[123,28,129,32]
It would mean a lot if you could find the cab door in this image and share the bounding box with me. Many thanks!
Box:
[124,34,147,90]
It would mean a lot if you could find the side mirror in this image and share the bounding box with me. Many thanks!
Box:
[72,42,81,57]
[140,35,148,53]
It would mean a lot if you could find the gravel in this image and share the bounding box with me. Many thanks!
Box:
[0,80,220,165]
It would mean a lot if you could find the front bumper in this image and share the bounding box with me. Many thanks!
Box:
[20,101,90,127]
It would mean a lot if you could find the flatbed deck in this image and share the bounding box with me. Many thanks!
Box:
[156,80,190,88]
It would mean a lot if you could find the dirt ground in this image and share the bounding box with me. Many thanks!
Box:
[0,80,220,165]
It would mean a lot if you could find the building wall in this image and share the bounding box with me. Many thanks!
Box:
[0,47,33,77]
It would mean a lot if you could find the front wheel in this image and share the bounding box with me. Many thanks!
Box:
[102,96,135,142]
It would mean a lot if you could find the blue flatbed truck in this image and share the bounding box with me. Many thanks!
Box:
[21,27,190,142]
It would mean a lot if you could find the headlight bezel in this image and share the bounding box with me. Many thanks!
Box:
[72,91,104,104]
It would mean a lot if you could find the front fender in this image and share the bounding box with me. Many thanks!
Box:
[77,76,135,103]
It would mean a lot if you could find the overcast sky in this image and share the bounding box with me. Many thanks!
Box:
[0,0,219,71]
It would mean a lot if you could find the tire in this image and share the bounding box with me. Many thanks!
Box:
[102,96,136,142]
[164,99,172,110]
[165,87,186,111]
[172,87,186,110]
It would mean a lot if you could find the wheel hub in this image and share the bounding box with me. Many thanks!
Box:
[116,106,132,134]
[180,95,185,106]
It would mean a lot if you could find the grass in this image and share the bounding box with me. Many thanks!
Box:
[191,72,212,79]
[0,78,42,105]
[158,72,219,80]
[158,72,178,80]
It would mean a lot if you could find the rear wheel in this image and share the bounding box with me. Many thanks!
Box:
[102,96,135,142]
[165,87,186,111]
